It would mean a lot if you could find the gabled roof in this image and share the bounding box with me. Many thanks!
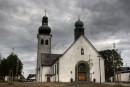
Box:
[27,74,36,80]
[60,35,102,59]
[41,53,62,66]
[117,67,130,73]
[82,35,102,57]
[19,74,25,79]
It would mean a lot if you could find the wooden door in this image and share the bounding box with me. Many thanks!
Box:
[78,72,86,81]
[47,77,50,82]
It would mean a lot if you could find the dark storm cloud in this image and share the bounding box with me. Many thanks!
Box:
[118,0,130,15]
[74,1,130,64]
[0,0,39,77]
[75,0,130,66]
[0,0,130,77]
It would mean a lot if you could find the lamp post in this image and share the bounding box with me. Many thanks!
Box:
[97,56,101,84]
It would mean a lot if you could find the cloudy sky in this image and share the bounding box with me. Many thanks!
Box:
[0,0,130,78]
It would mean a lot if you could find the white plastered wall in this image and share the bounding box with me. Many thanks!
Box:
[116,72,130,82]
[41,66,51,82]
[58,36,105,82]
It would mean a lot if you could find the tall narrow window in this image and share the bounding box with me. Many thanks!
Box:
[81,48,84,55]
[41,39,44,44]
[53,66,55,74]
[45,40,48,45]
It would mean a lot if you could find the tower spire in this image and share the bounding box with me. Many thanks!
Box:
[113,43,116,49]
[11,48,14,54]
[45,9,47,16]
[42,9,49,25]
[74,17,84,41]
[78,15,80,20]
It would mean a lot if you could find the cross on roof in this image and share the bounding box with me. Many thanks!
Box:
[45,9,47,16]
[78,15,80,20]
[12,48,14,54]
[113,43,116,49]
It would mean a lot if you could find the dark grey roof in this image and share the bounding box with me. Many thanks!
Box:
[118,67,130,71]
[120,70,130,73]
[27,74,36,80]
[41,53,62,66]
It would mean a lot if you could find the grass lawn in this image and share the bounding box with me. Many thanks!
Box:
[0,82,126,87]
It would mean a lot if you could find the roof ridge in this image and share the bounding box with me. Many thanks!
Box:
[41,53,62,55]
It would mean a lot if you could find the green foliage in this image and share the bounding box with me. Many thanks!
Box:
[0,53,23,77]
[0,58,9,76]
[99,49,123,81]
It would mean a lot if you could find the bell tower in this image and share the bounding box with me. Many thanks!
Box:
[36,11,52,82]
[74,17,84,41]
[37,13,51,54]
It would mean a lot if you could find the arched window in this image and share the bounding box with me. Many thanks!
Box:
[78,63,86,72]
[45,40,48,45]
[41,39,44,44]
[81,48,84,55]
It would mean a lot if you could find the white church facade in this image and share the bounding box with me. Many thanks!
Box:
[36,14,105,83]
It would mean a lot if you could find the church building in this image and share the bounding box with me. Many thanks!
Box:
[36,14,105,83]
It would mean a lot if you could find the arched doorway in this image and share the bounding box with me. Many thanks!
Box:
[75,61,90,81]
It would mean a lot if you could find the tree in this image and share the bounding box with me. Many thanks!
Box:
[0,53,23,78]
[0,58,8,79]
[99,49,123,81]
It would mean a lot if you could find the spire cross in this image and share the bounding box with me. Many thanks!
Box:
[113,43,116,49]
[12,48,14,54]
[44,9,47,16]
[78,15,80,20]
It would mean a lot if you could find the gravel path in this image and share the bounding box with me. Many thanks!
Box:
[0,82,127,87]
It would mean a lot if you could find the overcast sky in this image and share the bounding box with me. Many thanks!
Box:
[0,0,130,78]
